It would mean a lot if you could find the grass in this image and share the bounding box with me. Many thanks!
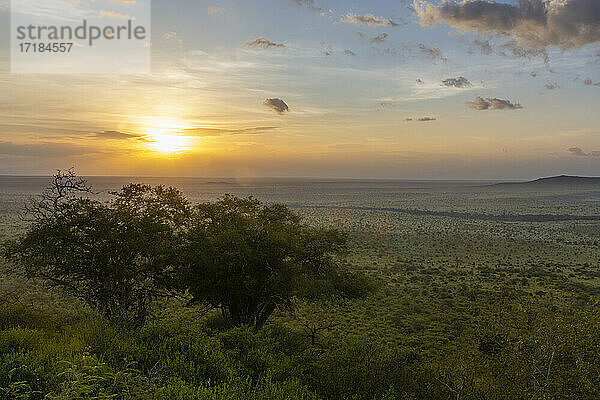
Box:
[1,180,600,399]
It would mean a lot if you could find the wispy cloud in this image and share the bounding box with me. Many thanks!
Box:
[370,33,389,44]
[405,116,437,122]
[566,147,600,157]
[91,130,142,140]
[181,126,279,136]
[337,13,398,27]
[418,44,446,62]
[288,0,321,11]
[208,6,224,15]
[100,10,134,19]
[0,141,103,157]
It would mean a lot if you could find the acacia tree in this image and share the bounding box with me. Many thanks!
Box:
[3,171,190,324]
[179,195,371,330]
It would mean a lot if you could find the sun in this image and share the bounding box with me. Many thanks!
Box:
[147,134,189,154]
[140,118,192,155]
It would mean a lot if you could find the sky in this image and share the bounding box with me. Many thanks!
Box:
[0,0,599,179]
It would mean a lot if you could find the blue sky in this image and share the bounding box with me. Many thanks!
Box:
[0,0,599,178]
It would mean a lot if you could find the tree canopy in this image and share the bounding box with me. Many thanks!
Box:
[4,172,190,323]
[3,172,370,328]
[179,195,370,330]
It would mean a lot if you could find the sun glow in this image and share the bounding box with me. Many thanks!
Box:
[147,134,190,154]
[141,118,193,155]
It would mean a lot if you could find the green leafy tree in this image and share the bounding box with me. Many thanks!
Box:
[179,195,371,331]
[3,171,190,324]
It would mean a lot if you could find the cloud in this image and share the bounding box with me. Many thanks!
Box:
[163,31,183,45]
[263,98,290,114]
[471,38,493,55]
[181,126,279,137]
[99,10,134,19]
[566,147,600,157]
[91,130,142,140]
[545,82,558,90]
[370,33,389,44]
[207,6,224,15]
[337,13,399,27]
[245,37,285,49]
[0,142,101,157]
[418,43,447,61]
[288,0,321,11]
[467,96,523,110]
[377,102,396,111]
[405,116,437,122]
[442,76,472,88]
[414,0,600,51]
[584,78,593,85]
[344,49,357,56]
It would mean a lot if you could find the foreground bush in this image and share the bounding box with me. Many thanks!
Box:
[1,301,599,400]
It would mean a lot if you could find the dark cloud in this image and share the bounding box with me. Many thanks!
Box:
[566,147,600,157]
[416,78,424,84]
[415,0,600,51]
[264,98,290,114]
[442,76,472,88]
[245,37,285,49]
[370,33,389,44]
[181,126,279,137]
[344,49,357,56]
[467,96,523,110]
[337,13,399,27]
[92,130,142,140]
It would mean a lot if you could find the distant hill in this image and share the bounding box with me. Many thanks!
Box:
[495,175,600,186]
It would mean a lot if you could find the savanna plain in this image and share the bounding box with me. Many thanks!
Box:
[1,175,599,399]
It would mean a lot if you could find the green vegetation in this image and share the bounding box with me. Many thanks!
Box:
[1,173,600,399]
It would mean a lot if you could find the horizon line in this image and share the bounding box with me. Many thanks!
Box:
[0,174,597,181]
